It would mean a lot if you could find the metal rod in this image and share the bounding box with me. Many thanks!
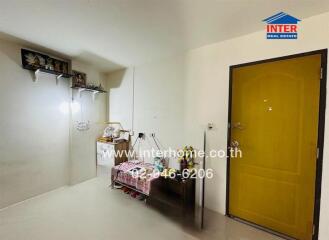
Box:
[201,130,206,229]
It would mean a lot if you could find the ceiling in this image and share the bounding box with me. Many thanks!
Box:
[1,0,329,72]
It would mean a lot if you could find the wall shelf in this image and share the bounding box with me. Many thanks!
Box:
[23,65,73,83]
[71,86,107,100]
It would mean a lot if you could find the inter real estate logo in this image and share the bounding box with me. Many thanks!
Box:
[263,12,301,39]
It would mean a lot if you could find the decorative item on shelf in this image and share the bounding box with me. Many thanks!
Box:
[45,58,54,71]
[24,52,46,68]
[71,81,107,100]
[99,122,127,143]
[154,157,166,172]
[98,83,104,91]
[85,83,105,92]
[86,83,95,90]
[178,146,195,172]
[21,49,71,81]
[62,63,68,74]
[103,125,116,138]
[54,60,61,72]
[72,70,87,88]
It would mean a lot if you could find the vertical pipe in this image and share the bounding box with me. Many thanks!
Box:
[131,67,135,133]
[201,130,206,229]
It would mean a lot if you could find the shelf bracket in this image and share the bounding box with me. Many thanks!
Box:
[34,69,41,82]
[78,88,85,98]
[92,91,99,101]
[56,74,64,85]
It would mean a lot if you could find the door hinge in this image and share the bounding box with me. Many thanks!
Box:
[320,67,323,79]
[317,148,320,159]
[313,224,316,235]
[228,122,231,129]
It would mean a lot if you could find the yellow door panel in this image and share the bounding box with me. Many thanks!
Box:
[229,54,321,240]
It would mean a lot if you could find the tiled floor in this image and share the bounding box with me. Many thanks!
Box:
[0,175,282,240]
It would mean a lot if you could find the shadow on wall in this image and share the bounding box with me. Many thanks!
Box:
[0,31,126,76]
[0,31,73,82]
[73,51,125,73]
[103,68,129,132]
[105,68,127,89]
[0,31,71,65]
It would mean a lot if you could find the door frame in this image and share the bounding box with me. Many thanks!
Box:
[226,49,328,240]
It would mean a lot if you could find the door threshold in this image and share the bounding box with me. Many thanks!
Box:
[228,215,296,240]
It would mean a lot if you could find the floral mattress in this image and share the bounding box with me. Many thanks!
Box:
[111,161,160,195]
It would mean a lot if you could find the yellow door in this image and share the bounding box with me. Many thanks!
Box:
[229,54,322,240]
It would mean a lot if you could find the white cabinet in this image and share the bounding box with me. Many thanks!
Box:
[96,142,115,168]
[96,140,129,167]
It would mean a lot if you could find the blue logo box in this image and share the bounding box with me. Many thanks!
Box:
[267,33,297,39]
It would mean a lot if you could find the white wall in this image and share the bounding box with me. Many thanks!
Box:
[70,61,108,184]
[0,38,108,208]
[106,12,329,239]
[106,58,189,168]
[0,39,70,208]
[106,69,133,131]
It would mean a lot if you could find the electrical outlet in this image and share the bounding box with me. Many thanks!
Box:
[208,123,214,130]
[138,133,145,139]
